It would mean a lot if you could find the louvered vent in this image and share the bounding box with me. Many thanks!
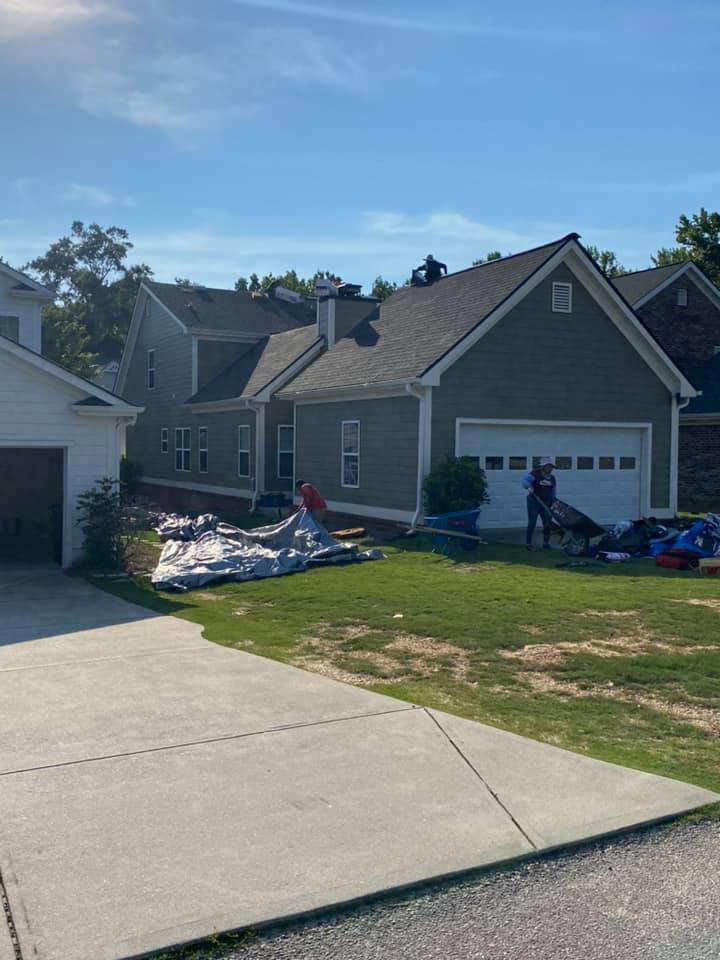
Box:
[552,281,572,313]
[677,288,688,307]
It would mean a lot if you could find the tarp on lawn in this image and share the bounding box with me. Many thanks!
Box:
[152,509,383,591]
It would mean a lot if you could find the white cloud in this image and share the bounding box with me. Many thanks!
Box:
[0,0,131,38]
[364,211,542,251]
[64,183,135,207]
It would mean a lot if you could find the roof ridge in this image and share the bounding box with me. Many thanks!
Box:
[615,261,690,280]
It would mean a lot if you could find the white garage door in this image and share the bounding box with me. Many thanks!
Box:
[457,422,646,528]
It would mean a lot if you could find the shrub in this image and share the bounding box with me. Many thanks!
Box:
[119,456,141,497]
[422,456,490,516]
[76,478,131,569]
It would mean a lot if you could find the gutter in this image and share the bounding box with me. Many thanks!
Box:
[245,398,266,512]
[405,383,426,529]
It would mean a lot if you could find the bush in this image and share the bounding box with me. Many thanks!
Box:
[422,456,490,516]
[76,478,132,569]
[119,456,141,497]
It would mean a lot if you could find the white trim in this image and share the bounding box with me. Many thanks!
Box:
[146,348,156,390]
[174,426,191,472]
[198,425,208,474]
[670,396,691,515]
[161,427,169,454]
[405,383,433,526]
[681,413,720,425]
[140,476,254,500]
[631,262,720,312]
[676,287,688,307]
[192,330,261,343]
[552,281,573,313]
[0,333,142,410]
[191,337,198,395]
[289,382,416,404]
[252,402,266,509]
[237,423,252,478]
[454,417,656,518]
[277,424,294,479]
[0,261,55,299]
[341,420,360,489]
[254,339,325,402]
[419,241,696,397]
[145,284,189,332]
[73,406,141,419]
[323,499,414,524]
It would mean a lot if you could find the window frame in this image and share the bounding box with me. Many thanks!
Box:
[198,426,209,474]
[174,427,191,472]
[160,427,169,455]
[277,424,294,480]
[341,420,360,489]
[551,281,573,313]
[0,315,20,342]
[676,287,688,307]
[237,424,251,478]
[147,349,156,390]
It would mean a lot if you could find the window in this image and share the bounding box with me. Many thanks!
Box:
[461,456,481,469]
[552,281,572,313]
[160,427,169,454]
[599,456,615,470]
[175,428,191,472]
[577,456,594,470]
[619,456,637,470]
[555,456,572,470]
[677,288,688,307]
[238,425,251,478]
[341,420,360,488]
[0,316,19,342]
[485,456,504,470]
[509,456,527,470]
[147,349,156,389]
[198,427,208,474]
[277,425,294,479]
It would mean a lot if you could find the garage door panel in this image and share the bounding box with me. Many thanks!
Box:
[457,423,644,528]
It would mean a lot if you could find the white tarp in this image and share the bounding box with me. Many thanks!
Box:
[152,509,383,591]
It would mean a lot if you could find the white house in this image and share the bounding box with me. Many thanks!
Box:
[0,261,143,567]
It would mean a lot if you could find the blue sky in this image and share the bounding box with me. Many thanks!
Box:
[2,0,719,291]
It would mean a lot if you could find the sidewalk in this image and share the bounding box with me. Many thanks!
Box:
[0,564,716,960]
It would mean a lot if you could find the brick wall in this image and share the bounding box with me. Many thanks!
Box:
[637,276,720,368]
[678,424,720,512]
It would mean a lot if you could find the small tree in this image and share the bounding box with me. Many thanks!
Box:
[76,478,128,569]
[422,456,490,516]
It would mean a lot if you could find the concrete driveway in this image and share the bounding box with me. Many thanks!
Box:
[0,563,716,960]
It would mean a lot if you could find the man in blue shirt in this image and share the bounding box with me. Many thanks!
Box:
[522,457,557,550]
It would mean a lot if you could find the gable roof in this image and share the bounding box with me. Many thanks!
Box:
[187,326,323,405]
[145,281,315,335]
[281,236,573,395]
[611,262,690,306]
[0,261,55,299]
[0,333,142,414]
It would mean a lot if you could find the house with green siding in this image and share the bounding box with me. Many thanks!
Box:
[118,235,697,528]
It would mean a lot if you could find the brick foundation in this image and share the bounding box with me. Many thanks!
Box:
[678,424,720,512]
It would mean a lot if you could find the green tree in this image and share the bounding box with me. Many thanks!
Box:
[371,276,397,301]
[472,251,503,266]
[24,221,153,369]
[652,209,720,283]
[584,244,628,278]
[235,269,342,297]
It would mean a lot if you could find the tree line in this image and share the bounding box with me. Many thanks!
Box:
[17,208,720,378]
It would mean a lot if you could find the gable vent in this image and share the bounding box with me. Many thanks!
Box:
[552,281,572,313]
[677,287,688,307]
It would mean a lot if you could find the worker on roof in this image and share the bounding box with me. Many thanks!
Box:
[411,254,447,286]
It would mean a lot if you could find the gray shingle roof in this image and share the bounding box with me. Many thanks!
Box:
[280,237,572,395]
[146,281,315,334]
[684,354,720,415]
[611,263,689,306]
[187,325,322,403]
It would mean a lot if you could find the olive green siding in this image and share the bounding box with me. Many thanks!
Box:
[431,265,673,509]
[265,398,296,492]
[196,339,251,392]
[124,295,195,480]
[191,410,256,489]
[295,397,418,511]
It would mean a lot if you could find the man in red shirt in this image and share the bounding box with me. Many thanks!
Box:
[294,479,327,524]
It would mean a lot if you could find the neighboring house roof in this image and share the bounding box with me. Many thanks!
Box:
[281,236,578,394]
[611,262,691,305]
[684,354,720,415]
[187,326,322,404]
[0,333,142,414]
[145,281,315,335]
[0,260,55,299]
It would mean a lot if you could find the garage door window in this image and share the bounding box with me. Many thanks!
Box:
[485,456,504,470]
[599,457,615,470]
[175,428,191,472]
[0,316,19,342]
[620,457,637,470]
[509,456,527,470]
[577,457,594,470]
[555,456,572,470]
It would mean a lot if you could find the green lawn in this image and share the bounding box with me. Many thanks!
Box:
[98,532,720,801]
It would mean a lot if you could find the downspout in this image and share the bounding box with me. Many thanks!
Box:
[406,383,425,529]
[246,399,266,512]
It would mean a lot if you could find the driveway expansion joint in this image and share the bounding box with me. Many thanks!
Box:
[424,709,538,851]
[0,869,23,960]
[0,646,208,674]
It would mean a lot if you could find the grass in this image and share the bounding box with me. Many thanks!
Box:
[96,526,720,802]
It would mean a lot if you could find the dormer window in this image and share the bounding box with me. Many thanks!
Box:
[552,282,572,313]
[676,288,688,307]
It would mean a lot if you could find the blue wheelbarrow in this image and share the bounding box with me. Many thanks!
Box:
[423,508,482,554]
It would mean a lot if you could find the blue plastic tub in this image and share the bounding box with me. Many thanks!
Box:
[424,508,482,554]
